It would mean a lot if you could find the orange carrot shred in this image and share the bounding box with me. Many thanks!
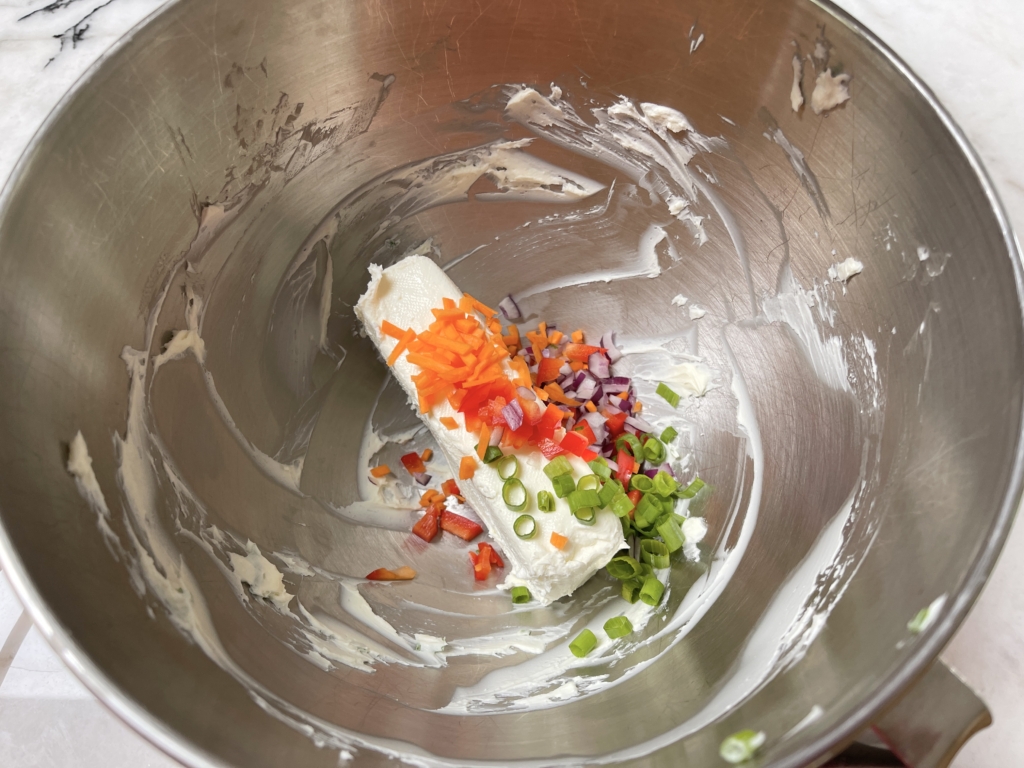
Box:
[459,455,477,479]
[421,448,433,462]
[477,424,492,458]
[387,328,416,366]
[381,320,406,340]
[440,416,459,430]
[584,400,597,413]
[370,465,391,478]
[550,532,569,550]
[571,330,584,343]
[633,401,643,413]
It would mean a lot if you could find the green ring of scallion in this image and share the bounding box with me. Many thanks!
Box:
[569,628,597,658]
[576,474,601,492]
[615,433,644,462]
[502,477,528,512]
[573,506,597,525]
[537,490,556,512]
[630,474,654,493]
[643,437,666,464]
[511,586,532,604]
[513,514,537,539]
[497,454,520,480]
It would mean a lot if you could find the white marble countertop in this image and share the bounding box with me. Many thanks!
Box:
[0,0,1021,765]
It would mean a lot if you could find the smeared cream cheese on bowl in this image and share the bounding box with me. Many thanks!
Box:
[62,80,893,762]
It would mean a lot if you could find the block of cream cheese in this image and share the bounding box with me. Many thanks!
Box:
[355,255,625,604]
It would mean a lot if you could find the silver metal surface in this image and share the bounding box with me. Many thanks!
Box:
[0,0,1019,766]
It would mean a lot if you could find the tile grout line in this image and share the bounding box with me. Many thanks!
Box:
[0,609,32,689]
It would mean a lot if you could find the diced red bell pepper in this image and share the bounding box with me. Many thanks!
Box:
[564,343,604,362]
[412,505,442,542]
[559,430,590,458]
[537,357,563,384]
[605,410,628,437]
[616,449,635,486]
[626,489,642,520]
[469,548,491,580]
[538,437,567,459]
[581,448,599,462]
[440,510,483,541]
[479,396,508,426]
[441,479,461,497]
[487,544,505,569]
[520,398,545,426]
[400,451,427,475]
[535,403,564,441]
[573,420,597,446]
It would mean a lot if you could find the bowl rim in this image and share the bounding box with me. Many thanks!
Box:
[0,0,1020,766]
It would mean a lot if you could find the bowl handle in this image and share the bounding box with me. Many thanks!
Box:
[832,660,991,767]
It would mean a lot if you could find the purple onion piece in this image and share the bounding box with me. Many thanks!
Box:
[542,348,556,358]
[563,390,577,400]
[658,462,676,477]
[605,403,623,416]
[601,331,623,363]
[576,378,597,401]
[602,377,631,394]
[517,386,537,401]
[573,371,587,388]
[580,412,607,444]
[588,351,610,379]
[413,472,433,486]
[565,417,576,432]
[626,415,656,433]
[601,444,615,458]
[644,468,659,478]
[557,373,575,389]
[498,295,522,322]
[502,399,524,431]
[559,362,573,376]
[489,426,504,446]
[606,458,620,472]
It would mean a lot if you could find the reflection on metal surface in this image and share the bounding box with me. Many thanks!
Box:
[0,0,1019,767]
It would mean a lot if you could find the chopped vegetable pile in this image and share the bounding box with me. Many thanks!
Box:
[372,289,708,626]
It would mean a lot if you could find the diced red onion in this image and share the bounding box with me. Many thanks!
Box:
[602,377,631,394]
[517,386,537,401]
[559,363,572,375]
[588,352,610,379]
[498,295,522,322]
[576,378,597,401]
[644,468,659,478]
[658,462,676,477]
[565,417,576,432]
[502,400,524,431]
[626,415,655,433]
[601,331,623,363]
[573,371,587,388]
[557,373,575,389]
[542,348,556,358]
[605,458,620,472]
[489,426,504,446]
[604,403,623,415]
[600,444,615,458]
[413,472,432,486]
[563,390,577,400]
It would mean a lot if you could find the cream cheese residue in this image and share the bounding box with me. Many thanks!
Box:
[811,69,851,115]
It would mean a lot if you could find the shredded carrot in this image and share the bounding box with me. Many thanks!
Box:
[569,360,585,372]
[442,297,456,310]
[571,329,584,343]
[420,489,441,507]
[550,532,569,550]
[459,455,477,479]
[477,424,492,459]
[381,320,406,340]
[370,465,391,478]
[535,387,549,401]
[549,330,564,344]
[584,400,597,413]
[632,401,643,413]
[387,328,416,366]
[440,416,459,430]
[421,448,433,462]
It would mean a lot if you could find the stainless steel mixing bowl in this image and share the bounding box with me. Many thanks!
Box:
[0,0,1020,766]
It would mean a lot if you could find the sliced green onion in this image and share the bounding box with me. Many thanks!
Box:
[537,490,556,512]
[577,474,601,492]
[598,479,623,508]
[502,477,528,512]
[513,514,537,539]
[621,578,642,603]
[604,616,634,639]
[511,586,531,604]
[656,382,681,408]
[606,555,643,580]
[643,437,666,464]
[719,730,766,764]
[621,517,632,538]
[573,507,597,525]
[639,575,665,606]
[638,562,655,580]
[551,473,576,498]
[657,518,684,553]
[609,492,636,518]
[483,445,504,464]
[615,433,644,461]
[497,454,519,480]
[588,457,613,480]
[569,628,597,658]
[641,539,670,568]
[653,470,679,497]
[543,455,573,479]
[635,494,663,528]
[677,477,706,499]
[660,426,678,443]
[568,488,601,513]
[630,474,654,492]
